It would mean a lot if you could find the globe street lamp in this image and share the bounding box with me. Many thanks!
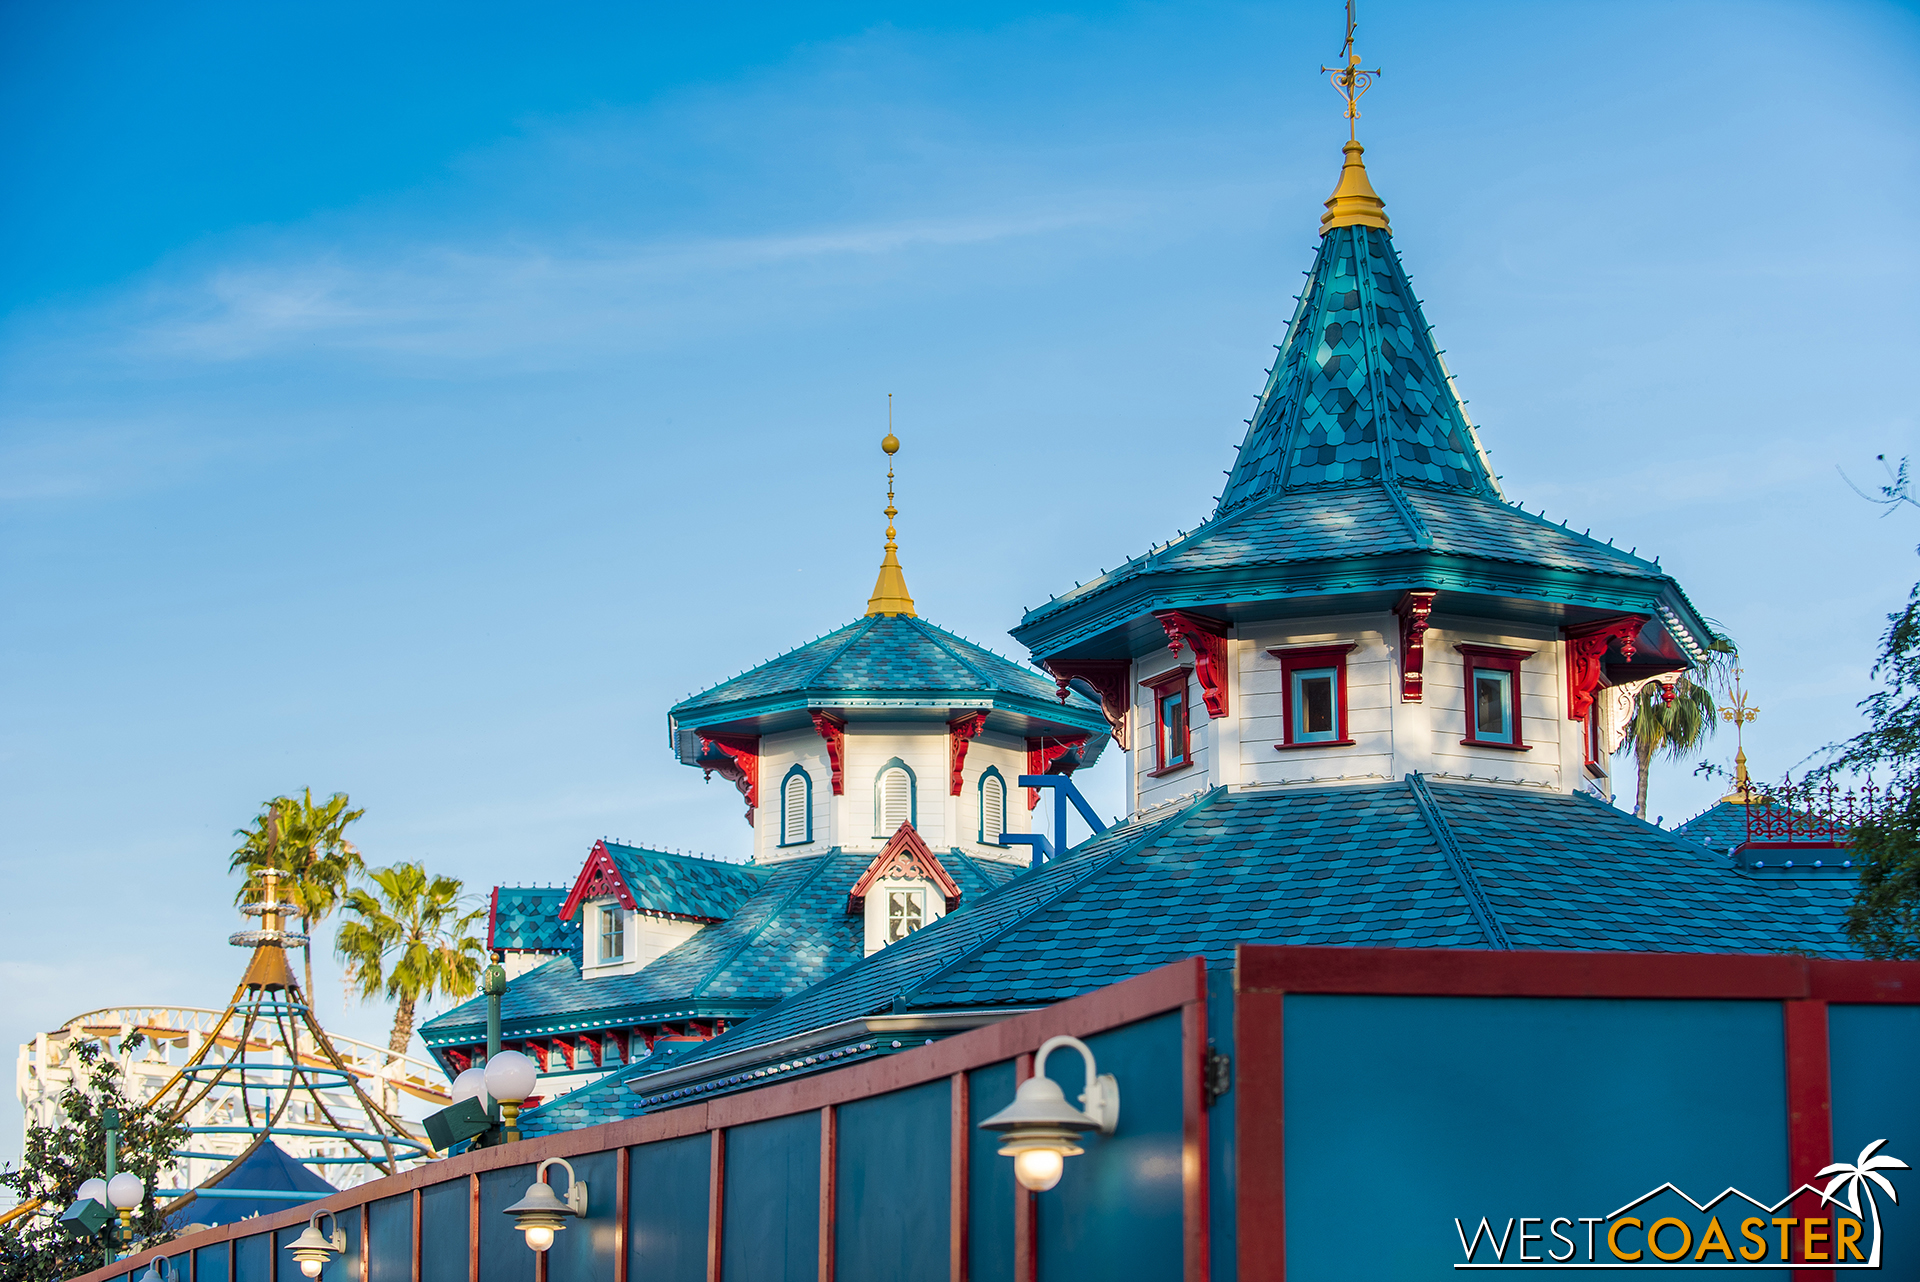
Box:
[482,1050,538,1142]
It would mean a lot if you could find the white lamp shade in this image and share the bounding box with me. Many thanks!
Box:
[483,1050,538,1103]
[76,1178,108,1205]
[450,1067,490,1108]
[107,1172,145,1209]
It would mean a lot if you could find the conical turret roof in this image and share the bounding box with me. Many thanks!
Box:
[1218,216,1495,513]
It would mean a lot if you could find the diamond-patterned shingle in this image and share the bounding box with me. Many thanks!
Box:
[599,841,768,922]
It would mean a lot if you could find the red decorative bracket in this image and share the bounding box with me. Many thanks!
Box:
[948,712,987,796]
[1563,616,1648,721]
[558,838,640,922]
[1393,590,1438,702]
[698,733,760,825]
[1043,659,1131,750]
[809,711,846,795]
[1154,611,1229,719]
[1025,734,1090,809]
[847,822,964,914]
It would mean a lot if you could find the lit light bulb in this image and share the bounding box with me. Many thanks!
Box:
[300,1260,323,1278]
[523,1225,555,1252]
[1013,1148,1064,1192]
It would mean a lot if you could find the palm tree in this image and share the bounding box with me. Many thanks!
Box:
[231,790,366,999]
[1618,674,1720,821]
[1818,1138,1908,1265]
[335,863,485,1079]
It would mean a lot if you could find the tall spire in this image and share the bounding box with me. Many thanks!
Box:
[1319,1,1390,234]
[865,398,917,617]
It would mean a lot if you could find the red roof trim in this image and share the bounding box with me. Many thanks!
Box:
[846,823,964,914]
[558,839,639,922]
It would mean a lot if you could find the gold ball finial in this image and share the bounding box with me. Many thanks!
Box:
[882,433,899,456]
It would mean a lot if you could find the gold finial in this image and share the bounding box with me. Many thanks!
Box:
[1318,1,1391,235]
[1719,668,1761,803]
[865,395,917,618]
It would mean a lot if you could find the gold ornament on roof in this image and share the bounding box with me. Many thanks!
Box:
[865,394,917,618]
[1719,667,1761,803]
[1319,0,1391,235]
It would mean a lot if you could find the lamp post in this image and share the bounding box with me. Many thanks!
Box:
[978,1035,1119,1192]
[483,1050,538,1142]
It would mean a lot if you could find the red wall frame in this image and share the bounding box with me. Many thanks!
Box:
[85,960,1211,1282]
[1269,644,1356,750]
[1233,945,1920,1282]
[1141,669,1194,776]
[1455,643,1534,751]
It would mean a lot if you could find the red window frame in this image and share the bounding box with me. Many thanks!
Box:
[1141,668,1193,776]
[1456,644,1534,751]
[1270,643,1357,749]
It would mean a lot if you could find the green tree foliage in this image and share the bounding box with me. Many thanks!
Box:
[231,789,366,998]
[1829,572,1920,959]
[336,863,485,1061]
[0,1039,189,1281]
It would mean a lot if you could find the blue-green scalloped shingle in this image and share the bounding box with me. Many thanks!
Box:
[488,886,578,953]
[600,842,768,922]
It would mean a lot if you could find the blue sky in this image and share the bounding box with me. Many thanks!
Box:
[3,0,1916,1164]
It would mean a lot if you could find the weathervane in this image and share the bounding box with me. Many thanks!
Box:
[1321,0,1381,140]
[1719,667,1760,801]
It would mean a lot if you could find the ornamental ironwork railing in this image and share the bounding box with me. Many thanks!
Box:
[1741,774,1885,849]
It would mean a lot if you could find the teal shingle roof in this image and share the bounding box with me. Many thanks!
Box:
[670,614,1111,740]
[488,886,578,954]
[599,841,768,921]
[521,779,1859,1133]
[422,847,1019,1049]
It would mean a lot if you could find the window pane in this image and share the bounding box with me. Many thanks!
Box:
[600,907,624,962]
[1473,670,1512,743]
[887,889,924,942]
[1293,668,1337,740]
[1162,692,1186,765]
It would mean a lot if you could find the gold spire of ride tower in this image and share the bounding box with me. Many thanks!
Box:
[1719,668,1761,803]
[864,396,917,617]
[1319,0,1391,235]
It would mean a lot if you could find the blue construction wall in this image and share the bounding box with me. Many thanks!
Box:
[192,1242,229,1282]
[720,1110,820,1282]
[367,1193,410,1282]
[1205,966,1236,1282]
[1035,1009,1185,1282]
[1830,1002,1920,1279]
[967,1059,1018,1282]
[419,1176,468,1282]
[1282,994,1790,1282]
[543,1147,619,1282]
[475,1163,537,1282]
[629,1133,711,1282]
[834,1077,950,1282]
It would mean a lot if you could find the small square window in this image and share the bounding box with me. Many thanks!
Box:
[887,889,924,943]
[1271,644,1357,750]
[1141,670,1193,775]
[1456,644,1534,751]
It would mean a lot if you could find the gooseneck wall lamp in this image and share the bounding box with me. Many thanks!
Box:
[137,1255,173,1282]
[503,1158,588,1252]
[284,1210,346,1277]
[483,1049,539,1142]
[978,1035,1120,1192]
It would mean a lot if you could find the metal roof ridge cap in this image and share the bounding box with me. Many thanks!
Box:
[894,789,1218,1009]
[1405,772,1512,950]
[799,615,883,688]
[1381,478,1435,549]
[688,855,839,1000]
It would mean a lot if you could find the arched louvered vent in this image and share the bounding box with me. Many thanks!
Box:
[981,773,1005,844]
[878,767,911,834]
[782,769,809,845]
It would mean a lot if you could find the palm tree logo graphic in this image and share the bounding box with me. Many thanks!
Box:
[1818,1139,1911,1266]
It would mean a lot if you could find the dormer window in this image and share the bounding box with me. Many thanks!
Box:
[887,888,925,942]
[1272,644,1357,749]
[597,904,625,964]
[1457,645,1534,750]
[1142,669,1193,775]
